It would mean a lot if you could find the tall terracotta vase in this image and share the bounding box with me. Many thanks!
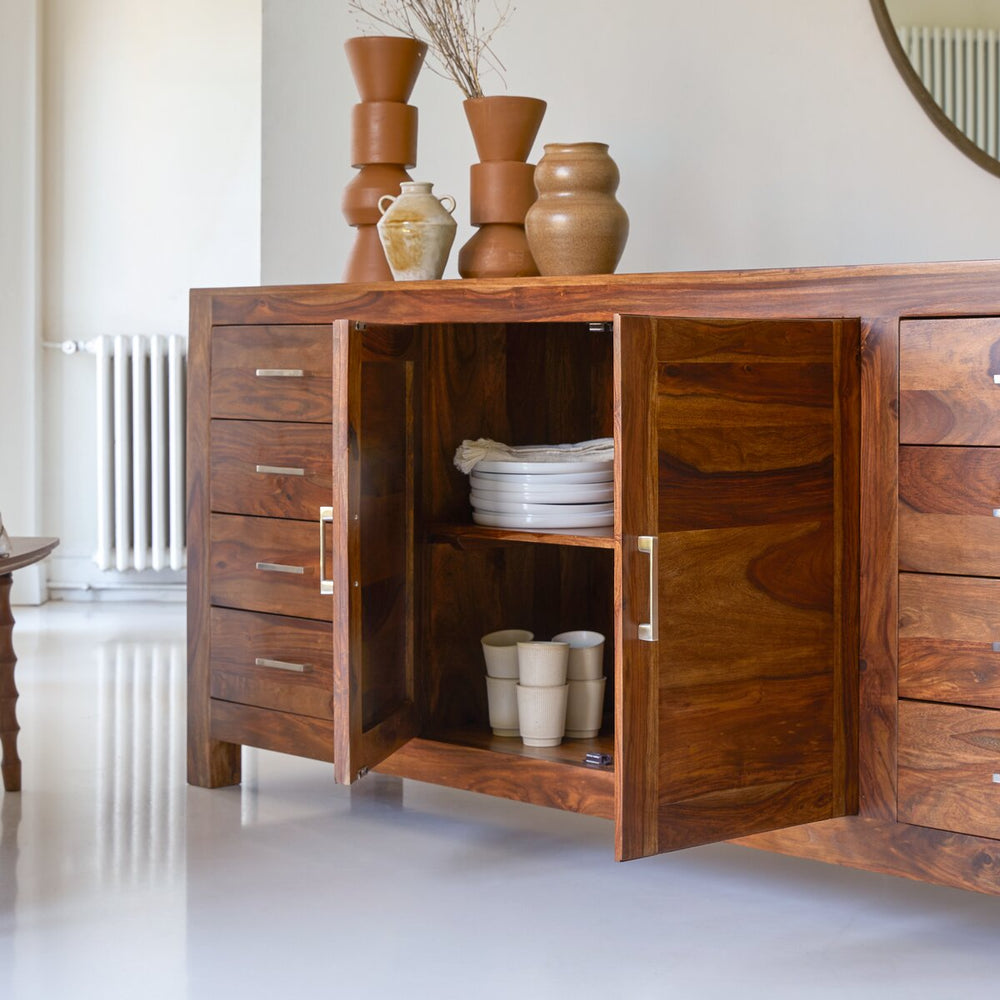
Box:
[525,142,629,276]
[458,96,547,279]
[342,36,427,282]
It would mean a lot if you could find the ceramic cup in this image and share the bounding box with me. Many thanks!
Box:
[481,629,534,678]
[516,682,569,747]
[517,641,569,687]
[565,676,607,739]
[485,675,520,737]
[551,630,605,680]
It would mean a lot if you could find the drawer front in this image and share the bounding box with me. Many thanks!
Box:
[210,419,332,520]
[899,318,1000,445]
[899,573,1000,709]
[211,325,333,422]
[898,445,1000,575]
[209,607,333,719]
[898,700,1000,840]
[209,513,333,621]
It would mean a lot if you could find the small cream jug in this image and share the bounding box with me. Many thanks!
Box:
[377,181,458,281]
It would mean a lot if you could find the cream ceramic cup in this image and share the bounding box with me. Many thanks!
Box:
[485,676,520,737]
[481,629,534,678]
[516,641,569,687]
[565,676,607,738]
[516,682,569,747]
[551,630,605,680]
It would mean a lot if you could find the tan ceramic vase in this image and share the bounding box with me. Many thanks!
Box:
[525,142,629,276]
[342,36,427,282]
[458,95,546,279]
[377,181,457,281]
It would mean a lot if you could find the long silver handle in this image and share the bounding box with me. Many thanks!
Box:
[254,657,310,673]
[255,368,304,377]
[637,535,658,642]
[256,464,305,476]
[319,506,334,595]
[255,561,305,574]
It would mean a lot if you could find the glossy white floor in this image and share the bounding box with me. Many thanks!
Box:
[1,603,998,999]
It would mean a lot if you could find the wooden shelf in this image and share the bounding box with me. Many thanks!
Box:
[424,725,615,771]
[426,522,616,550]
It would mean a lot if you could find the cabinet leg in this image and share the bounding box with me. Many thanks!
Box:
[187,737,242,789]
[0,575,21,793]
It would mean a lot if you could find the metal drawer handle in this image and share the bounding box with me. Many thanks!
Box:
[320,506,334,595]
[637,535,658,642]
[255,368,304,377]
[256,464,305,476]
[255,561,305,575]
[254,657,310,673]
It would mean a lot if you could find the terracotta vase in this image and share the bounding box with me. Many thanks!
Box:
[342,37,427,282]
[377,181,458,281]
[524,142,629,276]
[458,95,546,279]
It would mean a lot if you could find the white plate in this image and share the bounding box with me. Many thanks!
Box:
[474,458,613,475]
[471,494,614,515]
[469,481,614,503]
[470,469,613,486]
[472,509,614,529]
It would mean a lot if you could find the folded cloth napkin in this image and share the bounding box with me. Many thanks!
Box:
[453,437,614,475]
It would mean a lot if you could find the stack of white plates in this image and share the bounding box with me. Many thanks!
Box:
[469,458,614,530]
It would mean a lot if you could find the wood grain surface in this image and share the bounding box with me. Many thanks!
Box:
[898,699,1000,841]
[899,445,1000,575]
[899,573,1000,709]
[899,318,1000,444]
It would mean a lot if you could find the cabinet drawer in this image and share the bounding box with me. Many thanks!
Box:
[899,573,1000,709]
[209,607,333,719]
[898,700,1000,840]
[211,325,333,422]
[898,446,1000,575]
[210,420,332,519]
[209,513,333,621]
[899,318,1000,445]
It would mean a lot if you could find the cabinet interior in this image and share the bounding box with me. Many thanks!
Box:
[357,320,616,767]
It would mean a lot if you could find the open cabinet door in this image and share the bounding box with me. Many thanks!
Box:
[332,320,422,784]
[615,315,859,860]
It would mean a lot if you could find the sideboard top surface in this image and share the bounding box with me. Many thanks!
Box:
[192,260,1000,328]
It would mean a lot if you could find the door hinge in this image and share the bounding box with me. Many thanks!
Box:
[583,752,613,768]
[357,766,370,780]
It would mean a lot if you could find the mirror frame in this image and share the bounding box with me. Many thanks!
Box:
[870,0,1000,179]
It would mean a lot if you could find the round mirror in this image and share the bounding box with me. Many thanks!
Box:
[871,0,1000,178]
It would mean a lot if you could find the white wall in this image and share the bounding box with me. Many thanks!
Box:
[262,0,1000,284]
[39,0,261,599]
[0,1,43,604]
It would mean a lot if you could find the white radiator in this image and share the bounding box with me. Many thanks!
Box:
[95,334,187,572]
[898,25,1000,158]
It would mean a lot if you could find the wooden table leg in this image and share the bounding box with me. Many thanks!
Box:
[0,574,20,792]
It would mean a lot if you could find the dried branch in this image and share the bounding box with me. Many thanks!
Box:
[348,0,514,99]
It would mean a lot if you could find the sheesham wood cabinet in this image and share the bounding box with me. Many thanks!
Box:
[188,262,1000,892]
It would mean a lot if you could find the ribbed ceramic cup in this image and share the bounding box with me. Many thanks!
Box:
[565,677,606,738]
[517,641,569,687]
[516,682,569,747]
[481,629,534,678]
[551,630,605,680]
[485,676,520,737]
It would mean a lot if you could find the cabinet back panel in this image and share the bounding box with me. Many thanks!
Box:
[421,323,613,522]
[422,543,614,733]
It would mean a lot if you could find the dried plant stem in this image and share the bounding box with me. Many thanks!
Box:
[348,0,513,99]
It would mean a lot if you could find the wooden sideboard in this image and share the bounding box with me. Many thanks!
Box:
[188,262,1000,893]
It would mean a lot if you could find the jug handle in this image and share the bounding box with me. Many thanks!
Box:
[440,195,456,215]
[378,194,396,215]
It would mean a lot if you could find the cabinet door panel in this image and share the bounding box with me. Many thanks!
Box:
[332,322,422,783]
[617,316,859,859]
[899,446,1000,576]
[899,318,1000,445]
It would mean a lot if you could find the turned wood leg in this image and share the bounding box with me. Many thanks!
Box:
[0,574,20,792]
